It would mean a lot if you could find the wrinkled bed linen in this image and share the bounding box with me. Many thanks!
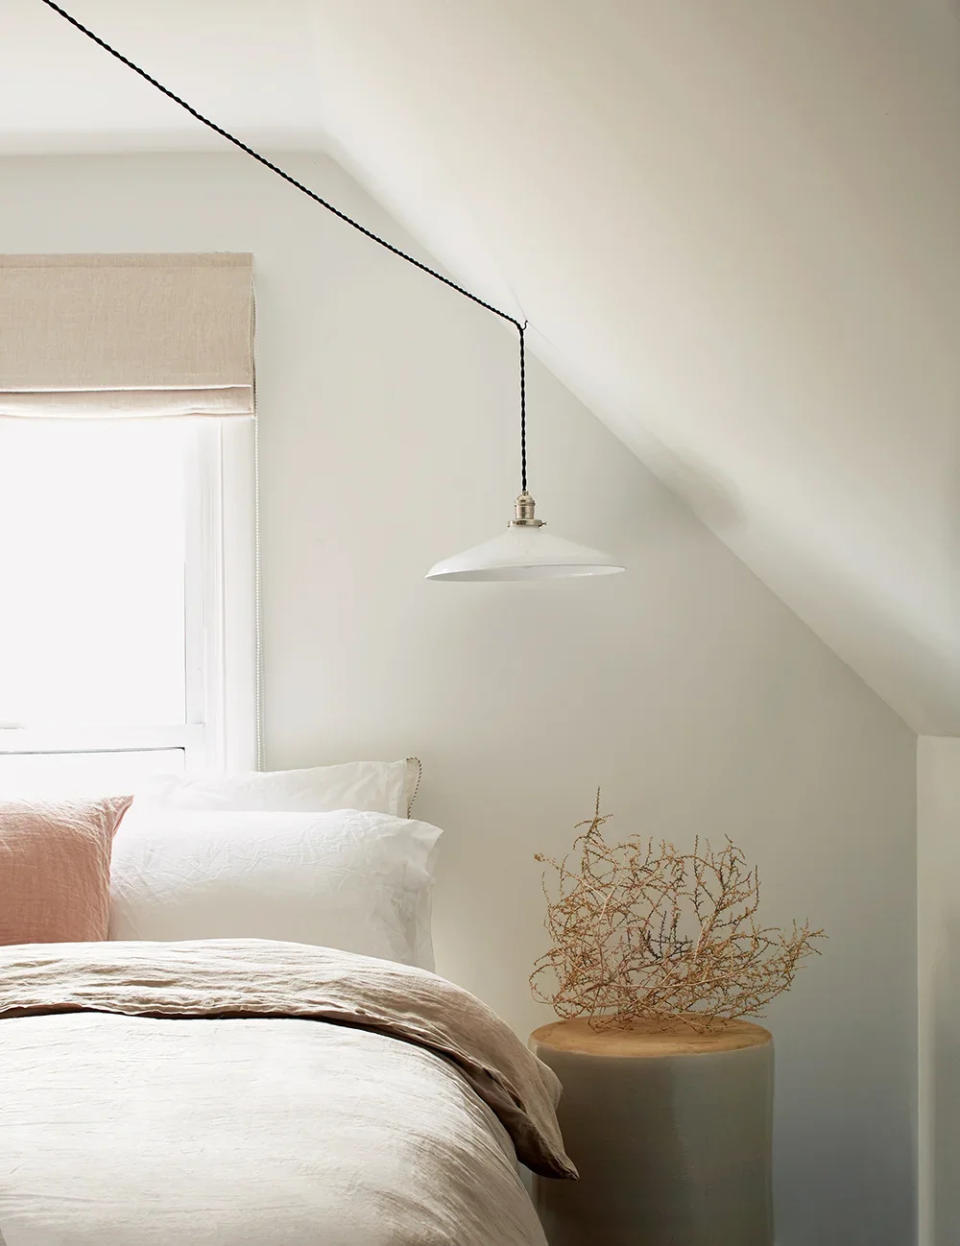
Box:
[0,939,575,1246]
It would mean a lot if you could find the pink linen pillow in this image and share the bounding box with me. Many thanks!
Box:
[0,796,133,945]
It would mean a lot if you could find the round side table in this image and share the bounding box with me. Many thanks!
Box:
[530,1017,774,1246]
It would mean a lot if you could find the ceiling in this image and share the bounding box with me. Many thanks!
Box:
[4,0,960,732]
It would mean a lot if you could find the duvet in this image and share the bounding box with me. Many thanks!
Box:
[0,939,575,1246]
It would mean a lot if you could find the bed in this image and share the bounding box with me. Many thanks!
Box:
[0,938,575,1246]
[0,765,575,1244]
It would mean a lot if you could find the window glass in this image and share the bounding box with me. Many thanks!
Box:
[0,419,188,726]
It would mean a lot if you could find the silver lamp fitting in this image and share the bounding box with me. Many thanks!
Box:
[510,491,545,528]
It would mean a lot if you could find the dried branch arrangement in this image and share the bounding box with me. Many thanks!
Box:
[531,793,824,1032]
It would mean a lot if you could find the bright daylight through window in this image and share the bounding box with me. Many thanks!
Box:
[0,417,255,794]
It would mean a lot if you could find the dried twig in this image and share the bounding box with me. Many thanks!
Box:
[531,792,824,1032]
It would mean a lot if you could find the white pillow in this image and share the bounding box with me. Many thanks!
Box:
[109,808,441,969]
[136,758,422,818]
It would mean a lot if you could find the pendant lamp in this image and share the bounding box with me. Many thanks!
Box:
[426,325,624,580]
[425,496,624,580]
[41,0,625,583]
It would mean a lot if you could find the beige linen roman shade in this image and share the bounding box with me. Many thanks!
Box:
[0,253,254,417]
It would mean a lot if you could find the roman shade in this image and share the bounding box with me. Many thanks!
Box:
[0,253,254,417]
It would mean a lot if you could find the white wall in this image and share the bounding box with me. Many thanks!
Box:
[0,151,918,1246]
[918,738,960,1246]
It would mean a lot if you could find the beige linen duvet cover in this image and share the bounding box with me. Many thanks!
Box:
[0,939,575,1246]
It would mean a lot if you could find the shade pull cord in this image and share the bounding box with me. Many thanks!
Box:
[37,0,530,488]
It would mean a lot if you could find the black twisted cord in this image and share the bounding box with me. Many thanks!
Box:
[37,0,531,492]
[519,323,527,494]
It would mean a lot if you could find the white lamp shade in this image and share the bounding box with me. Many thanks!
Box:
[426,524,625,581]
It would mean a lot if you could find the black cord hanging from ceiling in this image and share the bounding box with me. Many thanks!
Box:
[37,0,530,493]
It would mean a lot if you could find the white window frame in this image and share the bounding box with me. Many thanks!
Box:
[0,417,258,776]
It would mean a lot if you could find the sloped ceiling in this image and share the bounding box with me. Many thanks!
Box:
[4,0,960,731]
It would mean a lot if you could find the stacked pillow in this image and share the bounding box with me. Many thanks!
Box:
[0,759,440,970]
[136,756,421,819]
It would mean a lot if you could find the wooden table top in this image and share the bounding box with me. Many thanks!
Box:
[530,1016,772,1058]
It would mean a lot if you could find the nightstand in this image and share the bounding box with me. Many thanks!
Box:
[530,1017,774,1246]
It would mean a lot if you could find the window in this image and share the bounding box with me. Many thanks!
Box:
[0,416,257,795]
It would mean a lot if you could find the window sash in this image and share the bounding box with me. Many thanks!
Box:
[0,418,257,776]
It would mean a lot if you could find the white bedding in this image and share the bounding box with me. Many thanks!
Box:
[0,939,574,1246]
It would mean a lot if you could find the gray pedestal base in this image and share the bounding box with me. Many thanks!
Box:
[531,1019,774,1246]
